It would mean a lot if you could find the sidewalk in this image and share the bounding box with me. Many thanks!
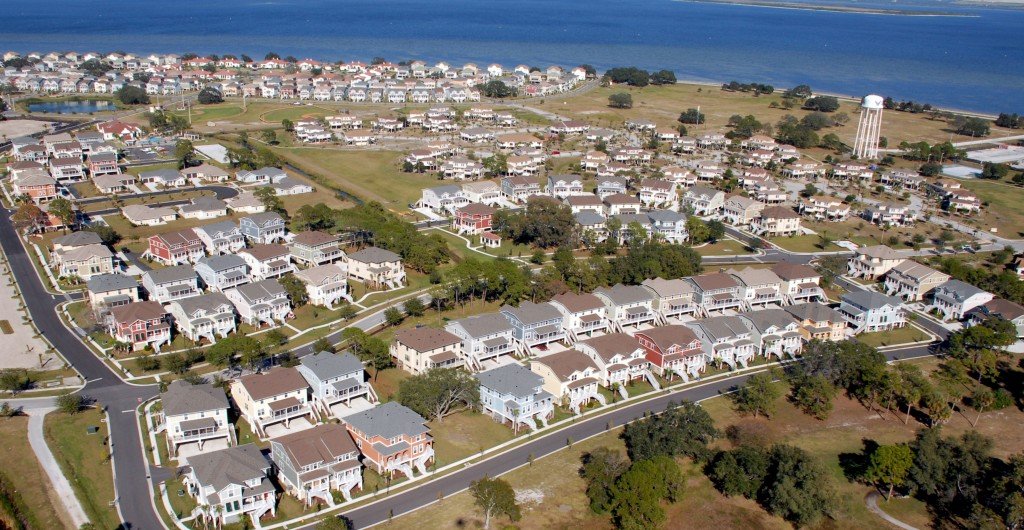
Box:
[26,407,90,528]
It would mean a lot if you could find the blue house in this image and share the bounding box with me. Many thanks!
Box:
[476,364,554,433]
[239,212,286,244]
[500,301,566,355]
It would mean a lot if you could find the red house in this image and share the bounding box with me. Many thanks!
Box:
[107,301,172,352]
[634,325,706,382]
[97,121,143,142]
[451,203,496,235]
[147,228,204,266]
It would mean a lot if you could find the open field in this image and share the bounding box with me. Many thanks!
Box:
[854,323,931,347]
[959,179,1024,238]
[771,233,844,253]
[695,238,752,257]
[0,416,71,529]
[44,407,118,530]
[533,83,1018,146]
[428,411,518,467]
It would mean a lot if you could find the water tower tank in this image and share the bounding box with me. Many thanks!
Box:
[862,94,884,109]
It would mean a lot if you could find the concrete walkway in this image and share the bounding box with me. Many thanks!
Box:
[866,491,919,530]
[26,407,90,528]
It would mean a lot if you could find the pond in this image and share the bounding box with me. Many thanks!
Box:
[27,99,114,114]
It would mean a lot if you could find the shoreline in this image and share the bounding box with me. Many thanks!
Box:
[672,0,978,17]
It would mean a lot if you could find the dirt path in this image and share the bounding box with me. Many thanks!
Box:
[866,491,920,530]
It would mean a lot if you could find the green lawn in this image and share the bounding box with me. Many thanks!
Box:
[770,234,844,253]
[961,179,1024,238]
[695,238,753,257]
[0,416,69,529]
[855,324,930,347]
[44,407,118,530]
[427,410,518,467]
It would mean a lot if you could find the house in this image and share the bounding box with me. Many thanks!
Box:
[139,168,187,188]
[53,243,115,280]
[238,245,294,281]
[929,280,994,321]
[195,255,250,292]
[226,192,267,214]
[476,364,554,431]
[602,193,642,216]
[141,265,200,303]
[87,152,120,176]
[240,212,286,244]
[107,301,172,352]
[270,424,362,505]
[547,175,585,199]
[12,172,58,203]
[641,278,698,323]
[838,291,907,332]
[799,196,850,221]
[179,197,228,220]
[296,351,375,418]
[721,195,765,227]
[550,292,608,343]
[419,185,469,215]
[236,167,287,185]
[785,302,847,342]
[966,298,1024,338]
[501,176,541,203]
[584,151,611,172]
[500,301,566,354]
[576,333,659,397]
[687,273,743,315]
[183,445,276,525]
[686,315,758,369]
[440,157,484,180]
[884,261,951,302]
[682,186,725,216]
[160,380,232,458]
[594,284,656,331]
[452,203,496,235]
[289,231,343,266]
[595,176,627,198]
[530,349,605,414]
[638,179,678,209]
[728,267,785,309]
[862,203,917,227]
[225,279,290,327]
[391,327,464,374]
[739,309,803,360]
[945,189,982,214]
[122,204,176,226]
[750,206,801,237]
[93,173,136,194]
[461,181,502,205]
[194,221,245,255]
[294,264,350,308]
[771,262,825,304]
[345,247,406,289]
[342,402,433,478]
[445,313,516,371]
[181,163,230,182]
[634,325,705,381]
[168,293,237,343]
[147,229,204,266]
[231,367,314,438]
[848,245,905,279]
[86,273,139,309]
[565,194,604,215]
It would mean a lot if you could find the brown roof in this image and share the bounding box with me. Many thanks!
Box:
[689,273,740,291]
[236,366,308,401]
[551,292,604,313]
[578,333,641,363]
[981,298,1024,321]
[110,301,166,324]
[457,203,497,216]
[565,195,603,206]
[603,193,641,205]
[272,423,358,468]
[241,244,289,261]
[154,228,199,246]
[533,349,597,380]
[638,325,700,352]
[761,206,800,219]
[394,327,461,352]
[292,231,339,247]
[771,262,819,281]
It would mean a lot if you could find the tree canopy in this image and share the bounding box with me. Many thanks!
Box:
[397,368,480,422]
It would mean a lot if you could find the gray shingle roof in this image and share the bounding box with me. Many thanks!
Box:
[52,231,102,248]
[197,254,246,272]
[595,284,654,306]
[86,273,138,293]
[936,279,989,301]
[187,444,269,492]
[232,278,285,303]
[161,380,228,417]
[785,302,843,322]
[689,315,749,340]
[739,309,798,333]
[842,290,903,310]
[343,402,428,439]
[299,351,364,381]
[143,264,196,284]
[347,246,401,264]
[448,312,513,338]
[500,301,562,326]
[475,364,543,399]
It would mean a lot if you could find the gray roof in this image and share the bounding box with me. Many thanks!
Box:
[448,312,512,338]
[195,220,239,237]
[646,210,685,223]
[428,184,462,195]
[299,351,364,381]
[232,278,285,303]
[575,210,606,226]
[87,273,138,293]
[595,284,654,306]
[842,290,903,310]
[52,231,102,248]
[138,168,181,182]
[197,254,247,272]
[641,278,695,299]
[936,279,989,302]
[689,315,749,340]
[180,196,227,213]
[343,402,428,439]
[728,267,783,287]
[785,302,844,323]
[143,264,196,285]
[475,364,543,399]
[174,292,233,315]
[347,246,401,264]
[501,301,562,326]
[243,211,284,227]
[740,309,798,333]
[187,444,269,491]
[161,380,228,417]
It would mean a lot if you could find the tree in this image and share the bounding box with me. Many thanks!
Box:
[649,70,677,85]
[0,370,29,395]
[47,196,76,231]
[56,393,85,415]
[11,201,42,233]
[732,373,780,418]
[254,186,285,214]
[383,306,405,327]
[480,80,515,98]
[678,108,705,125]
[398,368,480,422]
[610,457,683,530]
[608,92,633,109]
[493,196,578,248]
[980,162,1010,180]
[80,58,112,77]
[277,274,308,307]
[953,116,991,137]
[622,401,718,462]
[85,224,121,246]
[789,374,837,420]
[710,446,770,498]
[761,444,836,526]
[603,66,650,87]
[686,216,710,244]
[580,447,629,513]
[801,112,832,131]
[403,297,426,317]
[197,87,223,104]
[803,95,840,112]
[260,129,278,145]
[783,84,813,100]
[315,515,352,530]
[969,386,995,427]
[116,85,150,105]
[865,444,914,500]
[175,139,199,169]
[469,477,520,530]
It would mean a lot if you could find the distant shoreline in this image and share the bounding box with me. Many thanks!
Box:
[672,0,978,17]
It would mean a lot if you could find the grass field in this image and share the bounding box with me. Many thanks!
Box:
[44,407,118,530]
[533,83,1017,146]
[428,411,518,467]
[855,324,931,347]
[0,416,71,529]
[770,234,845,253]
[695,238,752,257]
[959,179,1024,238]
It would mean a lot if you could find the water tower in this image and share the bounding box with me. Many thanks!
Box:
[853,94,884,159]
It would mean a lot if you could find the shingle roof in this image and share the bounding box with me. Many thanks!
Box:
[272,423,358,468]
[689,315,750,340]
[162,380,229,416]
[727,267,783,287]
[551,292,605,313]
[771,262,819,281]
[86,273,138,293]
[347,246,401,264]
[688,273,740,292]
[475,364,543,399]
[594,284,654,306]
[500,301,562,326]
[299,351,364,381]
[532,349,597,380]
[842,290,903,310]
[187,444,269,491]
[232,278,285,302]
[197,254,246,272]
[143,264,196,284]
[236,366,309,401]
[343,402,429,439]
[447,313,512,338]
[578,333,642,363]
[739,309,798,333]
[641,278,695,299]
[394,327,461,352]
[637,325,700,351]
[110,300,166,324]
[52,231,102,248]
[785,302,844,323]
